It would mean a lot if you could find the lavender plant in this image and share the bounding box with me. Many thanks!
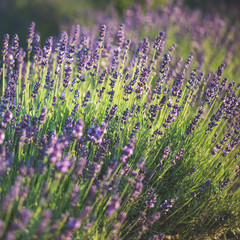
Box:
[0,2,240,240]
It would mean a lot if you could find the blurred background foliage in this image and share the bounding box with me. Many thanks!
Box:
[0,0,239,46]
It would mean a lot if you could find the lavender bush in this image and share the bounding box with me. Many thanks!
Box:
[0,1,240,239]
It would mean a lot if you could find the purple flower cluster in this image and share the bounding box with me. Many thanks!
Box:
[0,1,239,239]
[120,142,134,163]
[87,121,107,145]
[160,198,176,213]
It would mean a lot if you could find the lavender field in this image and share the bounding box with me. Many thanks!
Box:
[0,1,240,239]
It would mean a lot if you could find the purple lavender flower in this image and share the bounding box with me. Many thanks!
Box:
[82,90,91,107]
[93,138,110,163]
[10,34,19,57]
[107,194,120,217]
[235,165,240,175]
[42,37,53,66]
[1,176,23,212]
[87,121,107,145]
[198,179,212,195]
[70,184,80,208]
[71,24,80,46]
[37,108,47,125]
[2,34,9,56]
[13,207,32,230]
[149,233,165,240]
[88,161,103,178]
[26,22,36,52]
[99,24,106,42]
[153,32,165,50]
[1,110,13,128]
[0,129,5,145]
[174,148,185,161]
[48,135,68,163]
[71,103,79,116]
[145,189,157,209]
[186,106,204,135]
[0,146,14,176]
[160,198,176,213]
[130,174,143,200]
[85,185,97,206]
[188,167,196,176]
[31,81,41,98]
[219,178,231,190]
[137,212,161,238]
[116,24,125,47]
[56,32,68,63]
[56,154,76,174]
[162,146,170,159]
[32,34,42,63]
[36,209,52,236]
[159,52,171,74]
[73,119,84,140]
[120,142,134,163]
[67,217,81,229]
[105,104,118,122]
